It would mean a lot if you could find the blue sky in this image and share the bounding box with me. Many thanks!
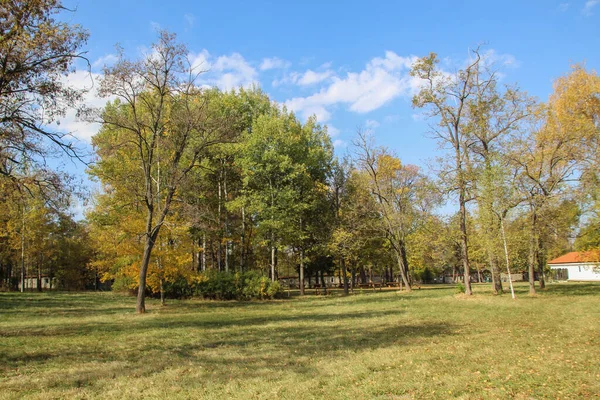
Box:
[59,0,599,212]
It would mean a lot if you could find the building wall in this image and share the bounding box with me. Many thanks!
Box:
[567,264,600,281]
[551,264,600,281]
[17,277,56,290]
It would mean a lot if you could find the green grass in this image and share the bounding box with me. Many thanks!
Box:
[1,283,599,399]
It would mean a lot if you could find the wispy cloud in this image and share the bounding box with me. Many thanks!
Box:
[365,119,380,129]
[558,3,570,12]
[284,51,420,121]
[275,69,334,86]
[326,124,340,137]
[583,0,599,15]
[91,54,118,70]
[260,57,291,71]
[184,13,195,28]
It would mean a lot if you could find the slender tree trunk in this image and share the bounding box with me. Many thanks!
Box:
[489,253,503,294]
[528,208,537,295]
[499,216,516,299]
[202,234,206,271]
[395,253,412,291]
[240,206,245,272]
[137,230,159,313]
[37,256,42,292]
[537,245,546,289]
[459,188,472,295]
[20,203,25,293]
[270,230,276,282]
[359,267,366,284]
[160,277,165,306]
[341,257,349,295]
[400,241,411,287]
[299,248,305,295]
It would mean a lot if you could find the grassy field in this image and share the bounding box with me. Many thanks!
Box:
[1,283,599,399]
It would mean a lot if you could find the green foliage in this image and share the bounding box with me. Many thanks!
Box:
[193,270,282,300]
[455,282,465,294]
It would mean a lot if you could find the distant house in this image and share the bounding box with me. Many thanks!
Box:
[548,252,600,281]
[18,275,57,291]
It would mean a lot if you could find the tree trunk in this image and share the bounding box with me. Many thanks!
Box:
[202,234,206,271]
[395,253,412,291]
[136,231,159,313]
[20,204,25,293]
[271,242,275,282]
[299,248,305,295]
[160,277,165,306]
[537,245,546,289]
[240,206,245,272]
[459,188,473,295]
[489,253,503,294]
[341,257,349,295]
[499,216,516,299]
[359,266,367,284]
[528,208,537,295]
[37,259,42,292]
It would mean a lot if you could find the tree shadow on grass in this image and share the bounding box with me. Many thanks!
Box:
[1,319,455,390]
[542,282,600,297]
[0,308,406,338]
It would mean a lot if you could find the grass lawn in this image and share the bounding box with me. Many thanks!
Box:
[1,282,599,399]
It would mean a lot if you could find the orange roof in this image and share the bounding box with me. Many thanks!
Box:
[548,251,600,265]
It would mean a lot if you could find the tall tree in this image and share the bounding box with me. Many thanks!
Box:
[465,62,534,294]
[354,130,436,291]
[90,32,227,313]
[511,106,579,294]
[411,51,482,294]
[0,0,88,184]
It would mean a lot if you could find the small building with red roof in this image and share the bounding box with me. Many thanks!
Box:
[548,251,600,281]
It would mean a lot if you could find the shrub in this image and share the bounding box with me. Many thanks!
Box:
[455,282,465,294]
[193,270,282,300]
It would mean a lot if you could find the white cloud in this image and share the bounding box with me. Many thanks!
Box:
[91,54,118,70]
[365,119,380,129]
[273,69,334,87]
[284,51,420,122]
[296,69,334,85]
[326,124,340,137]
[54,70,107,143]
[189,51,258,91]
[481,49,519,69]
[583,0,599,15]
[333,139,346,148]
[558,3,570,11]
[260,57,290,71]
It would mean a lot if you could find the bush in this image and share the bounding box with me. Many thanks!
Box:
[455,282,465,294]
[163,276,194,299]
[193,270,282,300]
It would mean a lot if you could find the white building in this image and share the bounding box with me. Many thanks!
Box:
[548,252,600,281]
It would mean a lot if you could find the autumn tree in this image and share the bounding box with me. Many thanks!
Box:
[89,32,228,313]
[0,0,88,184]
[353,129,436,290]
[411,51,482,294]
[511,107,579,294]
[464,60,534,294]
